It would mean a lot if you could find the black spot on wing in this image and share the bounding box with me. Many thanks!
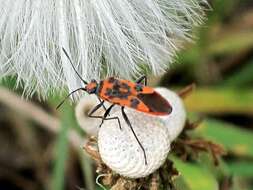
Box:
[105,88,113,96]
[105,80,131,99]
[134,83,143,92]
[108,77,115,83]
[130,98,140,108]
[121,82,130,90]
[97,81,104,94]
[137,91,172,114]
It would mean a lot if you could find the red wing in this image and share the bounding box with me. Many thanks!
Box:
[137,91,172,115]
[139,86,154,94]
[99,78,171,115]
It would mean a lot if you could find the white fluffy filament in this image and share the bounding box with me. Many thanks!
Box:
[0,0,208,97]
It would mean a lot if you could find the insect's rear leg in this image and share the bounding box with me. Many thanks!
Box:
[99,104,122,130]
[96,96,107,112]
[88,102,121,130]
[121,107,147,165]
[102,116,122,130]
[88,100,105,120]
[136,75,147,85]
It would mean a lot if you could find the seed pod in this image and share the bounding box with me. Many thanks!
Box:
[98,109,171,178]
[75,95,103,136]
[155,88,186,141]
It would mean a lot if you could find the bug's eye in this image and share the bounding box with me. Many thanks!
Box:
[89,88,96,94]
[91,79,97,83]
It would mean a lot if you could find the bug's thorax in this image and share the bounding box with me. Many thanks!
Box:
[85,80,99,94]
[99,77,133,99]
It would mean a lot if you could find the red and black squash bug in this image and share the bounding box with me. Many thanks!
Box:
[57,48,173,164]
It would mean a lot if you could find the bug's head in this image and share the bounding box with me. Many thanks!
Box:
[85,79,98,94]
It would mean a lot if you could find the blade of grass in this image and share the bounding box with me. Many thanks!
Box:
[78,150,95,190]
[184,88,253,115]
[222,60,253,87]
[207,30,253,55]
[51,104,72,190]
[0,75,17,89]
[227,161,253,177]
[173,176,191,190]
[49,93,95,190]
[192,119,253,157]
[171,157,219,190]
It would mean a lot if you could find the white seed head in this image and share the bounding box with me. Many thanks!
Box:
[156,88,186,140]
[98,109,171,178]
[75,95,102,136]
[97,87,186,178]
[0,0,208,97]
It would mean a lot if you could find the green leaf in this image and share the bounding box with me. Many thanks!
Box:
[171,157,218,190]
[51,104,72,190]
[193,119,253,157]
[207,30,253,55]
[79,151,96,190]
[227,161,253,177]
[222,60,253,87]
[184,88,253,115]
[173,176,191,190]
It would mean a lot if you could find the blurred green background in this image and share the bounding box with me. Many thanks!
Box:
[0,0,253,190]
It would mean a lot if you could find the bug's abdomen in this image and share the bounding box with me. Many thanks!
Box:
[137,92,172,115]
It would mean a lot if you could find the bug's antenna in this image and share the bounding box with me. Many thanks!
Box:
[56,88,86,109]
[62,47,88,85]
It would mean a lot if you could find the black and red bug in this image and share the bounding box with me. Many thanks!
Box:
[57,48,173,164]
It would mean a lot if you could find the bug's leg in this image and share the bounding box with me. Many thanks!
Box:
[121,107,147,165]
[88,100,105,120]
[99,104,122,130]
[89,102,121,129]
[99,104,120,128]
[98,104,114,127]
[102,116,122,130]
[136,75,147,85]
[96,96,107,112]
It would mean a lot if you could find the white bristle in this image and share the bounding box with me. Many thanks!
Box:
[0,0,208,97]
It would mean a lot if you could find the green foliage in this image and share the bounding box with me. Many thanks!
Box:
[184,88,253,114]
[227,161,253,177]
[51,103,72,190]
[193,119,253,157]
[223,60,253,87]
[172,157,218,190]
